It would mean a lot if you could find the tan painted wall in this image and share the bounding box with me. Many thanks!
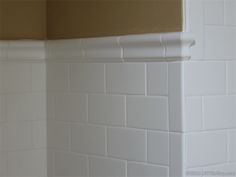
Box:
[0,0,182,40]
[0,0,47,40]
[47,0,182,39]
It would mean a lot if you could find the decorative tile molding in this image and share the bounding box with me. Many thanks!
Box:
[84,37,122,62]
[47,32,195,62]
[120,34,164,61]
[0,41,45,62]
[0,32,195,62]
[46,39,83,61]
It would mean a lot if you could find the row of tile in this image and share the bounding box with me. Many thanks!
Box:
[4,60,234,101]
[48,93,168,131]
[0,121,46,151]
[11,130,236,176]
[0,41,45,61]
[184,61,236,96]
[186,130,236,168]
[0,93,46,122]
[188,0,236,61]
[48,62,168,95]
[0,62,168,96]
[0,62,46,94]
[46,32,194,62]
[48,122,170,166]
[185,95,236,131]
[204,0,236,26]
[0,32,195,63]
[48,152,169,177]
[186,162,236,177]
[48,61,236,96]
[0,149,47,177]
[48,123,236,175]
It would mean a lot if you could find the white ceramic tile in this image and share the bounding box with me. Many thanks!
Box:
[127,96,168,130]
[162,33,186,59]
[0,41,8,60]
[31,93,47,120]
[107,127,146,161]
[204,96,236,130]
[47,121,70,150]
[148,131,169,165]
[229,130,236,162]
[205,27,235,60]
[54,152,87,177]
[47,39,83,60]
[70,63,105,93]
[204,0,224,25]
[7,150,47,177]
[47,94,55,120]
[0,152,7,177]
[6,94,34,121]
[147,63,168,96]
[120,34,164,60]
[54,93,87,122]
[185,97,202,131]
[168,62,184,132]
[187,0,204,60]
[106,63,145,94]
[89,156,126,177]
[32,121,47,148]
[127,162,169,177]
[228,61,236,94]
[184,62,226,96]
[32,63,46,92]
[0,124,6,151]
[225,0,236,26]
[83,37,122,62]
[185,168,203,177]
[47,63,68,91]
[5,122,32,150]
[186,131,227,167]
[71,124,106,155]
[3,63,32,93]
[7,41,45,60]
[47,150,54,177]
[203,163,236,177]
[88,94,125,126]
[169,133,185,177]
[6,93,46,121]
[0,95,5,122]
[0,64,4,93]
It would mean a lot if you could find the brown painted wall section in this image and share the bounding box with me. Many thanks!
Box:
[0,0,47,40]
[0,0,182,40]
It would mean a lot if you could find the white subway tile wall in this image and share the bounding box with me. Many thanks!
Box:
[127,162,169,177]
[0,1,235,176]
[88,94,125,126]
[46,58,175,176]
[0,41,47,177]
[127,96,168,130]
[89,156,126,177]
[106,63,146,94]
[186,131,228,167]
[54,152,88,177]
[184,0,236,175]
[147,131,169,165]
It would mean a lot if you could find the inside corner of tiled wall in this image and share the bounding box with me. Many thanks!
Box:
[0,1,236,177]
